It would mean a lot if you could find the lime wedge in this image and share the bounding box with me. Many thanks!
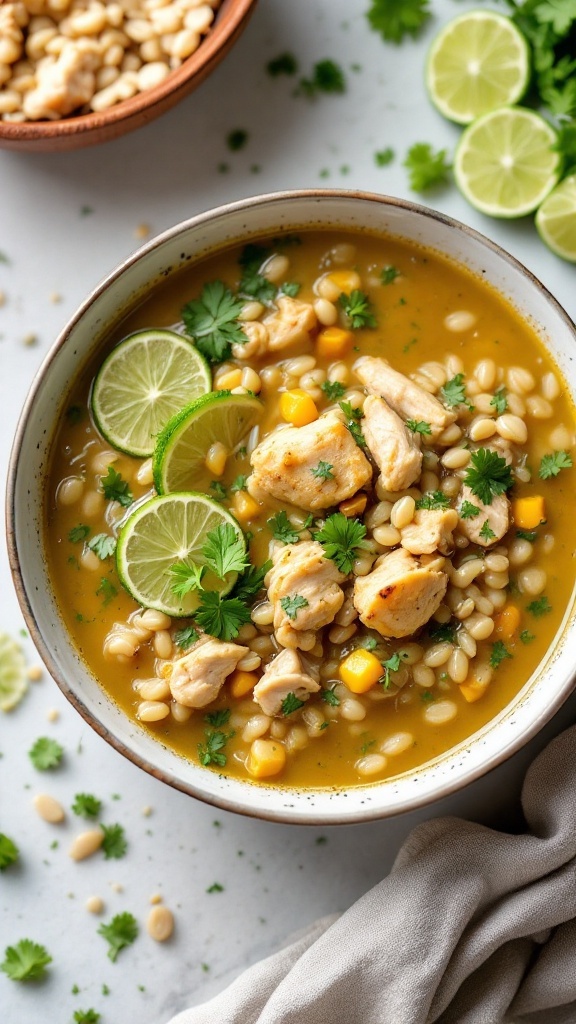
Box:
[536,175,576,263]
[153,391,263,495]
[0,632,28,712]
[91,329,211,458]
[116,493,244,616]
[426,11,530,125]
[454,107,560,218]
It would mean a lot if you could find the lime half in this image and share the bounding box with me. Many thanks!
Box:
[0,632,27,712]
[454,107,560,218]
[153,391,263,495]
[426,11,530,125]
[536,175,576,263]
[116,493,244,616]
[91,329,211,458]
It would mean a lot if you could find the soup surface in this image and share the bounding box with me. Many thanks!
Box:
[46,230,576,788]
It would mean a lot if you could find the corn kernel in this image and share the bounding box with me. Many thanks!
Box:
[339,493,368,518]
[316,327,354,360]
[493,605,521,640]
[327,269,361,294]
[247,738,287,778]
[229,669,258,699]
[459,678,490,703]
[231,489,260,522]
[339,649,382,693]
[512,495,546,530]
[279,389,319,427]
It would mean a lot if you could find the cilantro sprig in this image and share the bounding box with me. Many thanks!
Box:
[100,466,133,507]
[440,373,471,409]
[338,289,377,329]
[72,793,102,819]
[415,490,451,511]
[101,823,127,860]
[182,281,245,363]
[281,692,305,715]
[198,728,235,767]
[280,594,309,620]
[406,419,432,436]
[463,448,514,505]
[98,912,138,963]
[0,834,19,871]
[403,142,451,192]
[28,737,64,771]
[1,939,52,981]
[539,449,573,479]
[367,0,430,43]
[380,652,401,689]
[314,512,368,574]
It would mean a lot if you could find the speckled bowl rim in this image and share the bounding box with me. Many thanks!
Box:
[6,189,576,824]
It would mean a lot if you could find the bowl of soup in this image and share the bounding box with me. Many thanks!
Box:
[7,190,576,823]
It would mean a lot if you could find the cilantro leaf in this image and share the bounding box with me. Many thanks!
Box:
[380,264,400,284]
[527,595,552,617]
[267,510,301,544]
[297,59,346,98]
[96,577,118,607]
[280,594,309,620]
[375,148,395,167]
[520,629,536,644]
[463,448,514,505]
[237,244,277,305]
[367,0,430,43]
[72,793,102,819]
[267,52,299,77]
[28,737,64,770]
[202,522,250,579]
[516,529,538,542]
[404,142,451,191]
[539,449,573,479]
[173,625,200,650]
[321,380,346,401]
[310,460,334,480]
[321,687,340,706]
[281,281,301,297]
[490,386,508,415]
[339,401,363,421]
[1,939,52,981]
[100,466,133,507]
[479,519,496,542]
[406,418,432,436]
[338,289,377,329]
[101,823,127,860]
[168,562,206,598]
[230,560,272,604]
[356,636,378,652]
[281,692,305,715]
[98,912,138,962]
[194,591,251,640]
[380,652,402,689]
[204,708,231,727]
[427,621,456,643]
[198,729,234,767]
[490,640,513,669]
[0,834,19,871]
[181,282,245,363]
[460,500,480,520]
[68,524,90,543]
[415,490,451,511]
[227,128,248,151]
[533,0,576,37]
[339,401,368,449]
[440,373,469,408]
[230,475,248,493]
[314,513,367,574]
[74,1011,100,1024]
[87,534,116,560]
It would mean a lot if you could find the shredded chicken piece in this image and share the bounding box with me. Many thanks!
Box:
[353,547,448,638]
[401,508,458,556]
[264,296,318,352]
[266,540,346,650]
[232,321,269,360]
[362,394,422,491]
[249,412,372,512]
[253,648,320,716]
[355,356,456,440]
[168,636,248,708]
[457,485,510,547]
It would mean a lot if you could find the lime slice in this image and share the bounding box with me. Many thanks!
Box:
[91,329,211,458]
[426,11,530,125]
[536,175,576,263]
[0,632,28,712]
[116,493,244,616]
[454,107,560,218]
[153,391,263,495]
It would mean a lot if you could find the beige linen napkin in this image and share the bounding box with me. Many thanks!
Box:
[168,726,576,1024]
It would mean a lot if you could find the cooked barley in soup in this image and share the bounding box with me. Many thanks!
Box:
[45,230,576,787]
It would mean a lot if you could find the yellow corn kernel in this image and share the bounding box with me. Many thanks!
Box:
[339,648,382,694]
[493,604,521,640]
[339,493,368,518]
[160,663,173,678]
[229,669,259,699]
[279,389,319,427]
[459,678,490,703]
[327,269,361,294]
[247,738,287,778]
[215,368,242,390]
[231,489,260,523]
[205,441,228,476]
[316,327,354,360]
[512,495,546,530]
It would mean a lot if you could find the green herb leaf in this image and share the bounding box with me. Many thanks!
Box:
[356,636,378,651]
[380,264,400,284]
[168,561,206,598]
[321,380,346,401]
[440,373,469,408]
[339,401,364,421]
[520,629,536,644]
[230,560,273,604]
[227,129,248,151]
[321,687,340,706]
[463,448,514,505]
[281,281,301,297]
[29,737,64,771]
[101,823,127,860]
[281,692,305,715]
[404,141,451,191]
[202,522,250,580]
[0,834,19,871]
[280,594,309,620]
[415,490,451,511]
[297,59,346,98]
[266,52,298,76]
[1,940,52,981]
[490,640,513,669]
[267,510,301,545]
[204,708,231,727]
[338,289,377,329]
[87,534,116,560]
[375,148,395,167]
[198,729,234,767]
[71,793,102,819]
[527,595,552,617]
[539,449,573,479]
[100,466,133,507]
[96,577,118,607]
[314,512,367,574]
[406,418,432,436]
[210,481,228,501]
[173,626,200,650]
[73,1011,100,1024]
[98,912,138,963]
[516,529,538,542]
[460,500,481,519]
[68,524,91,543]
[427,621,456,643]
[490,386,508,415]
[310,460,335,480]
[479,519,496,542]
[194,591,251,641]
[206,882,224,893]
[237,244,277,305]
[380,652,402,689]
[182,281,245,363]
[367,0,430,43]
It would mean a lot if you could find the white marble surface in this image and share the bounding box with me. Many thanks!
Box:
[1,1,575,1021]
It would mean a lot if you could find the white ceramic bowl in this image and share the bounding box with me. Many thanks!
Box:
[7,190,576,824]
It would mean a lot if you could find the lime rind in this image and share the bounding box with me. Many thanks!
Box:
[91,329,211,458]
[0,632,28,712]
[426,10,530,125]
[453,106,560,218]
[153,391,263,495]
[116,492,244,617]
[535,175,576,263]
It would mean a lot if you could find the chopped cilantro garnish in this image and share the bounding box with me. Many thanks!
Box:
[516,529,538,542]
[281,281,301,297]
[28,737,64,770]
[479,519,496,542]
[403,142,451,191]
[427,621,456,643]
[539,450,573,479]
[1,939,52,981]
[321,380,346,401]
[380,652,401,688]
[0,834,19,871]
[490,387,508,415]
[98,912,138,962]
[421,690,434,703]
[281,692,305,715]
[173,626,199,650]
[202,522,250,579]
[182,281,245,363]
[198,729,235,767]
[440,373,469,408]
[169,562,206,598]
[267,510,304,544]
[314,512,367,574]
[280,594,309,620]
[310,460,334,480]
[195,592,251,641]
[297,59,346,97]
[204,708,231,727]
[87,534,116,560]
[237,244,277,305]
[66,405,83,424]
[356,636,378,651]
[339,400,363,421]
[415,490,451,510]
[380,264,400,284]
[231,561,272,604]
[406,418,432,436]
[100,466,133,507]
[520,629,536,644]
[338,289,377,329]
[367,0,430,43]
[463,448,514,505]
[96,578,118,607]
[68,524,90,543]
[266,52,298,76]
[73,1011,100,1024]
[210,481,228,501]
[101,823,127,860]
[72,793,102,819]
[206,882,224,893]
[227,129,248,151]
[490,640,513,669]
[321,687,340,707]
[375,148,395,167]
[460,500,481,519]
[527,595,552,617]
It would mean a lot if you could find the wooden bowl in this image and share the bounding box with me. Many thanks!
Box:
[0,0,257,153]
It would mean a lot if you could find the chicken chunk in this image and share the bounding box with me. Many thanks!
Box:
[232,321,269,360]
[249,412,372,512]
[355,356,456,440]
[263,296,318,352]
[362,394,422,492]
[266,541,347,650]
[353,547,448,638]
[253,648,320,716]
[457,485,510,547]
[23,41,99,121]
[401,508,458,556]
[168,636,248,708]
